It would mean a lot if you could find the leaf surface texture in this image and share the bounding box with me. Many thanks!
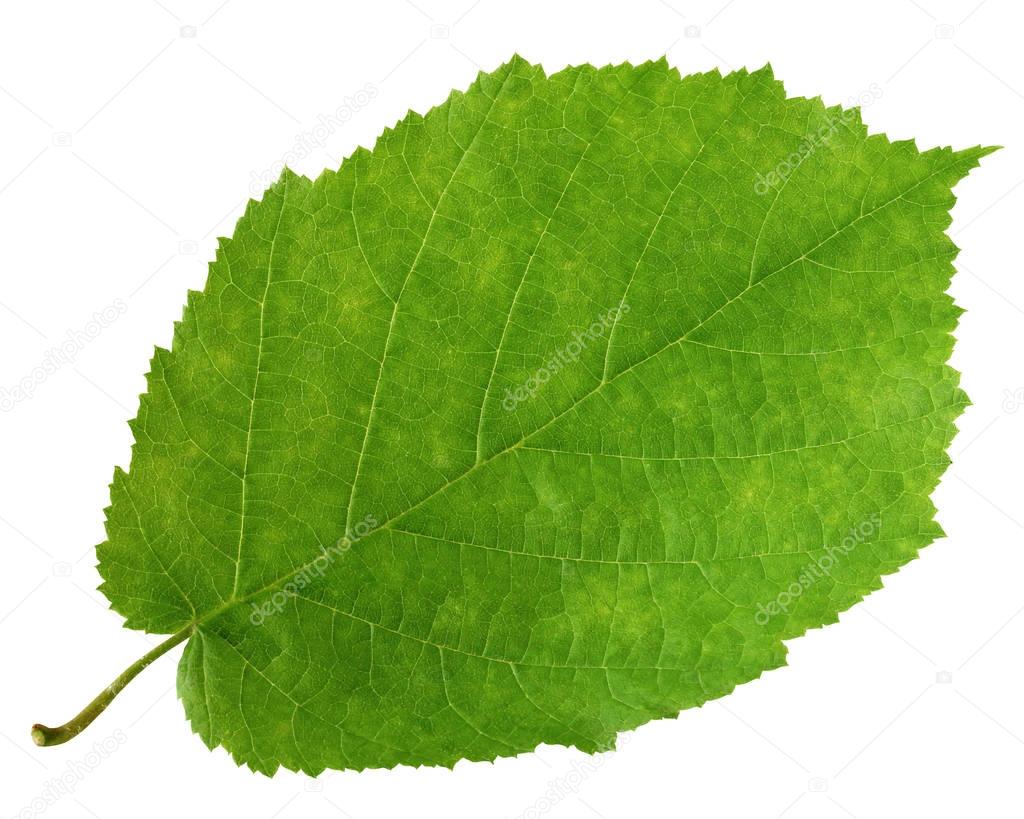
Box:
[96,57,991,773]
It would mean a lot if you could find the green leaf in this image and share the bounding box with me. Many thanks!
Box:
[38,57,994,774]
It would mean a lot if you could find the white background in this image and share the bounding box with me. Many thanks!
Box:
[1,1,1021,817]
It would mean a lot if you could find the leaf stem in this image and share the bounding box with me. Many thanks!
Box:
[31,625,193,747]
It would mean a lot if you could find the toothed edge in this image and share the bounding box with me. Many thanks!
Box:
[87,56,997,775]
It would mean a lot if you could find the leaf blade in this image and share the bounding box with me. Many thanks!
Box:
[92,58,992,773]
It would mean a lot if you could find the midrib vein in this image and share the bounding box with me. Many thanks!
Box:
[191,100,966,636]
